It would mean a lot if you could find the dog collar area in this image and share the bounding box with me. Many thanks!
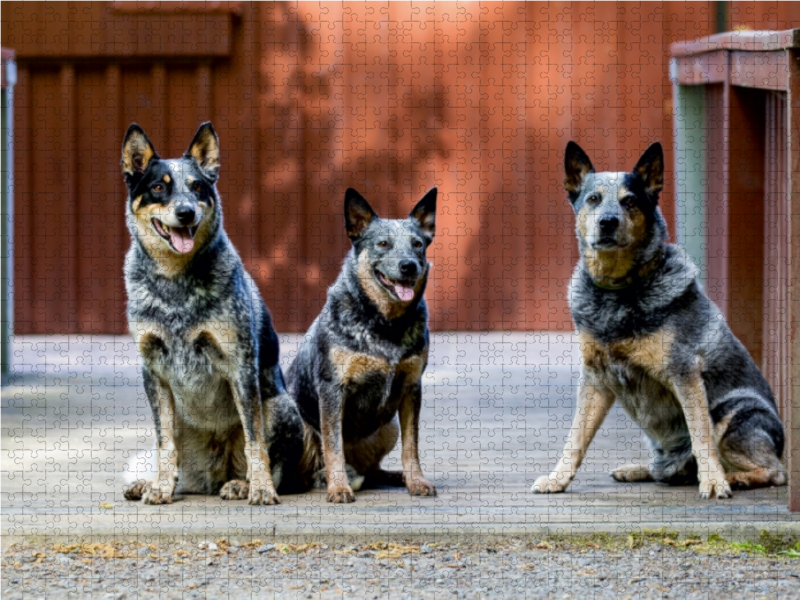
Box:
[588,252,666,291]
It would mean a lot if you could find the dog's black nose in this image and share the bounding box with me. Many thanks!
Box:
[399,260,419,279]
[175,205,196,225]
[598,215,619,234]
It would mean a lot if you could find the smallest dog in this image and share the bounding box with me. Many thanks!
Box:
[287,188,438,503]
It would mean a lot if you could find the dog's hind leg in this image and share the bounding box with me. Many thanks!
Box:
[345,417,405,489]
[611,464,654,482]
[720,440,787,489]
[715,397,787,490]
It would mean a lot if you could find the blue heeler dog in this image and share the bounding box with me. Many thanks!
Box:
[287,188,439,503]
[533,142,786,499]
[121,123,305,505]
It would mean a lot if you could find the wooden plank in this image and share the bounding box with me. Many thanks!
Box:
[110,1,242,15]
[59,64,78,334]
[1,2,233,59]
[671,52,728,85]
[107,64,127,335]
[726,86,765,364]
[704,83,729,318]
[730,50,789,91]
[12,66,32,334]
[763,90,789,422]
[786,47,800,512]
[671,28,800,57]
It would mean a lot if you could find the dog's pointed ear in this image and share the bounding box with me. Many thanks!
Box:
[633,142,664,197]
[121,124,159,187]
[185,122,220,181]
[344,188,377,241]
[409,187,437,241]
[564,141,594,199]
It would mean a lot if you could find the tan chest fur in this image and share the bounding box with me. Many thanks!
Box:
[329,346,427,387]
[578,329,674,377]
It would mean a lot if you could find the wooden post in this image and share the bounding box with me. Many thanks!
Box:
[671,29,800,511]
[787,46,800,512]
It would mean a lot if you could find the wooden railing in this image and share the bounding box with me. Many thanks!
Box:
[671,28,800,511]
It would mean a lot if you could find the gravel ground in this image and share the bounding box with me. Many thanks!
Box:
[3,538,799,600]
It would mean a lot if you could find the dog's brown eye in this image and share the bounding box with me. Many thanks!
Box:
[152,184,164,193]
[621,196,636,208]
[588,194,600,205]
[378,240,389,249]
[192,182,202,193]
[413,240,423,249]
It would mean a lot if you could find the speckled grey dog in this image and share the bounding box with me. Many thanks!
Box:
[287,188,438,503]
[121,122,304,505]
[533,141,786,499]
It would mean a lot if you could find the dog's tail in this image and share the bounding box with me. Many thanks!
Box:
[649,439,698,485]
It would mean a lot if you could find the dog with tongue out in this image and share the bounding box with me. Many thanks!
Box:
[120,122,307,506]
[286,187,439,503]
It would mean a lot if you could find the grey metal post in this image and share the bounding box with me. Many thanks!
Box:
[1,55,16,383]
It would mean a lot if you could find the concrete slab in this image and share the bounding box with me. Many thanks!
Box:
[2,333,797,542]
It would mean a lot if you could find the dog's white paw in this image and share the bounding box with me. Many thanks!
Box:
[248,483,281,505]
[141,480,176,505]
[698,476,732,499]
[531,474,568,494]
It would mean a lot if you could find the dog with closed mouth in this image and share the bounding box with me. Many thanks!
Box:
[532,141,786,499]
[121,122,305,505]
[286,188,438,503]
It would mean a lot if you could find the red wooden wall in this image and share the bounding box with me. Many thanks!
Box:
[3,1,796,334]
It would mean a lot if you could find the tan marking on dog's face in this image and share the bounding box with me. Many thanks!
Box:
[329,346,391,386]
[356,250,412,320]
[129,194,217,278]
[581,199,647,282]
[162,174,171,184]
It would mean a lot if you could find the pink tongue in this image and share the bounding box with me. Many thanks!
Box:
[170,228,195,254]
[395,284,415,302]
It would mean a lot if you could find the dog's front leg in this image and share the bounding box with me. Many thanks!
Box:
[398,383,436,496]
[139,368,180,504]
[318,389,355,503]
[230,372,280,505]
[532,369,615,493]
[670,373,731,499]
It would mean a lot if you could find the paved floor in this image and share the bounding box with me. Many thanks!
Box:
[2,333,797,543]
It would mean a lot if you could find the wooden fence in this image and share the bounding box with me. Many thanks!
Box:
[2,1,798,334]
